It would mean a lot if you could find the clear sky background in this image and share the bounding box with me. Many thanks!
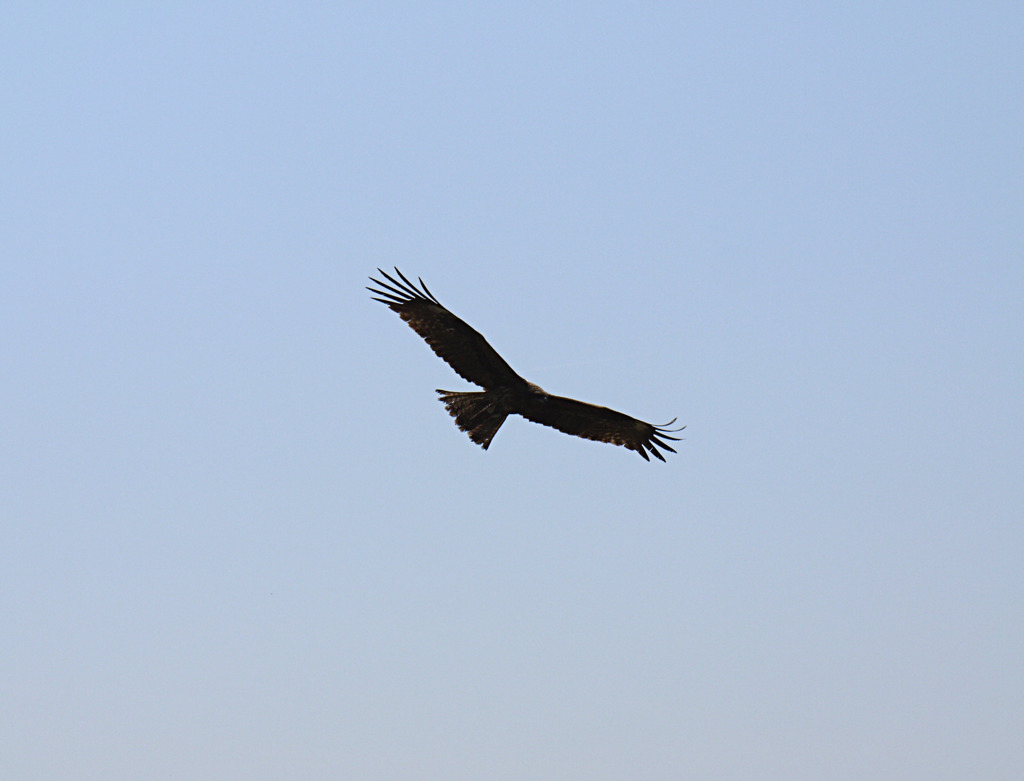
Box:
[3,2,1022,779]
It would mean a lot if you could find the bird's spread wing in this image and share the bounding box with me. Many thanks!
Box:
[368,268,524,389]
[518,393,684,461]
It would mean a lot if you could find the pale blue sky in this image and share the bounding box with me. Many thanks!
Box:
[3,2,1022,779]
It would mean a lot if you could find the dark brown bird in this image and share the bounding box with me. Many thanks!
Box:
[368,268,683,461]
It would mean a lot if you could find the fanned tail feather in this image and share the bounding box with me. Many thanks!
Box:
[436,390,507,449]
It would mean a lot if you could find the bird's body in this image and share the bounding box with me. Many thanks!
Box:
[368,268,683,461]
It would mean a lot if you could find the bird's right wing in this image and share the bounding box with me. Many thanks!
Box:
[368,268,524,389]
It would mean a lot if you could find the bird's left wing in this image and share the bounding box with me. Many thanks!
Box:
[518,393,683,461]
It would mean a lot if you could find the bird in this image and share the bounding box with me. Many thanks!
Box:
[368,268,683,461]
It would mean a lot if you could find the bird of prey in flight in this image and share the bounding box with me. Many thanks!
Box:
[368,268,683,461]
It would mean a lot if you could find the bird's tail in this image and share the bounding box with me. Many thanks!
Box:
[436,390,507,450]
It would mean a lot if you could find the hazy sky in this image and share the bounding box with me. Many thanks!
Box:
[3,2,1022,779]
